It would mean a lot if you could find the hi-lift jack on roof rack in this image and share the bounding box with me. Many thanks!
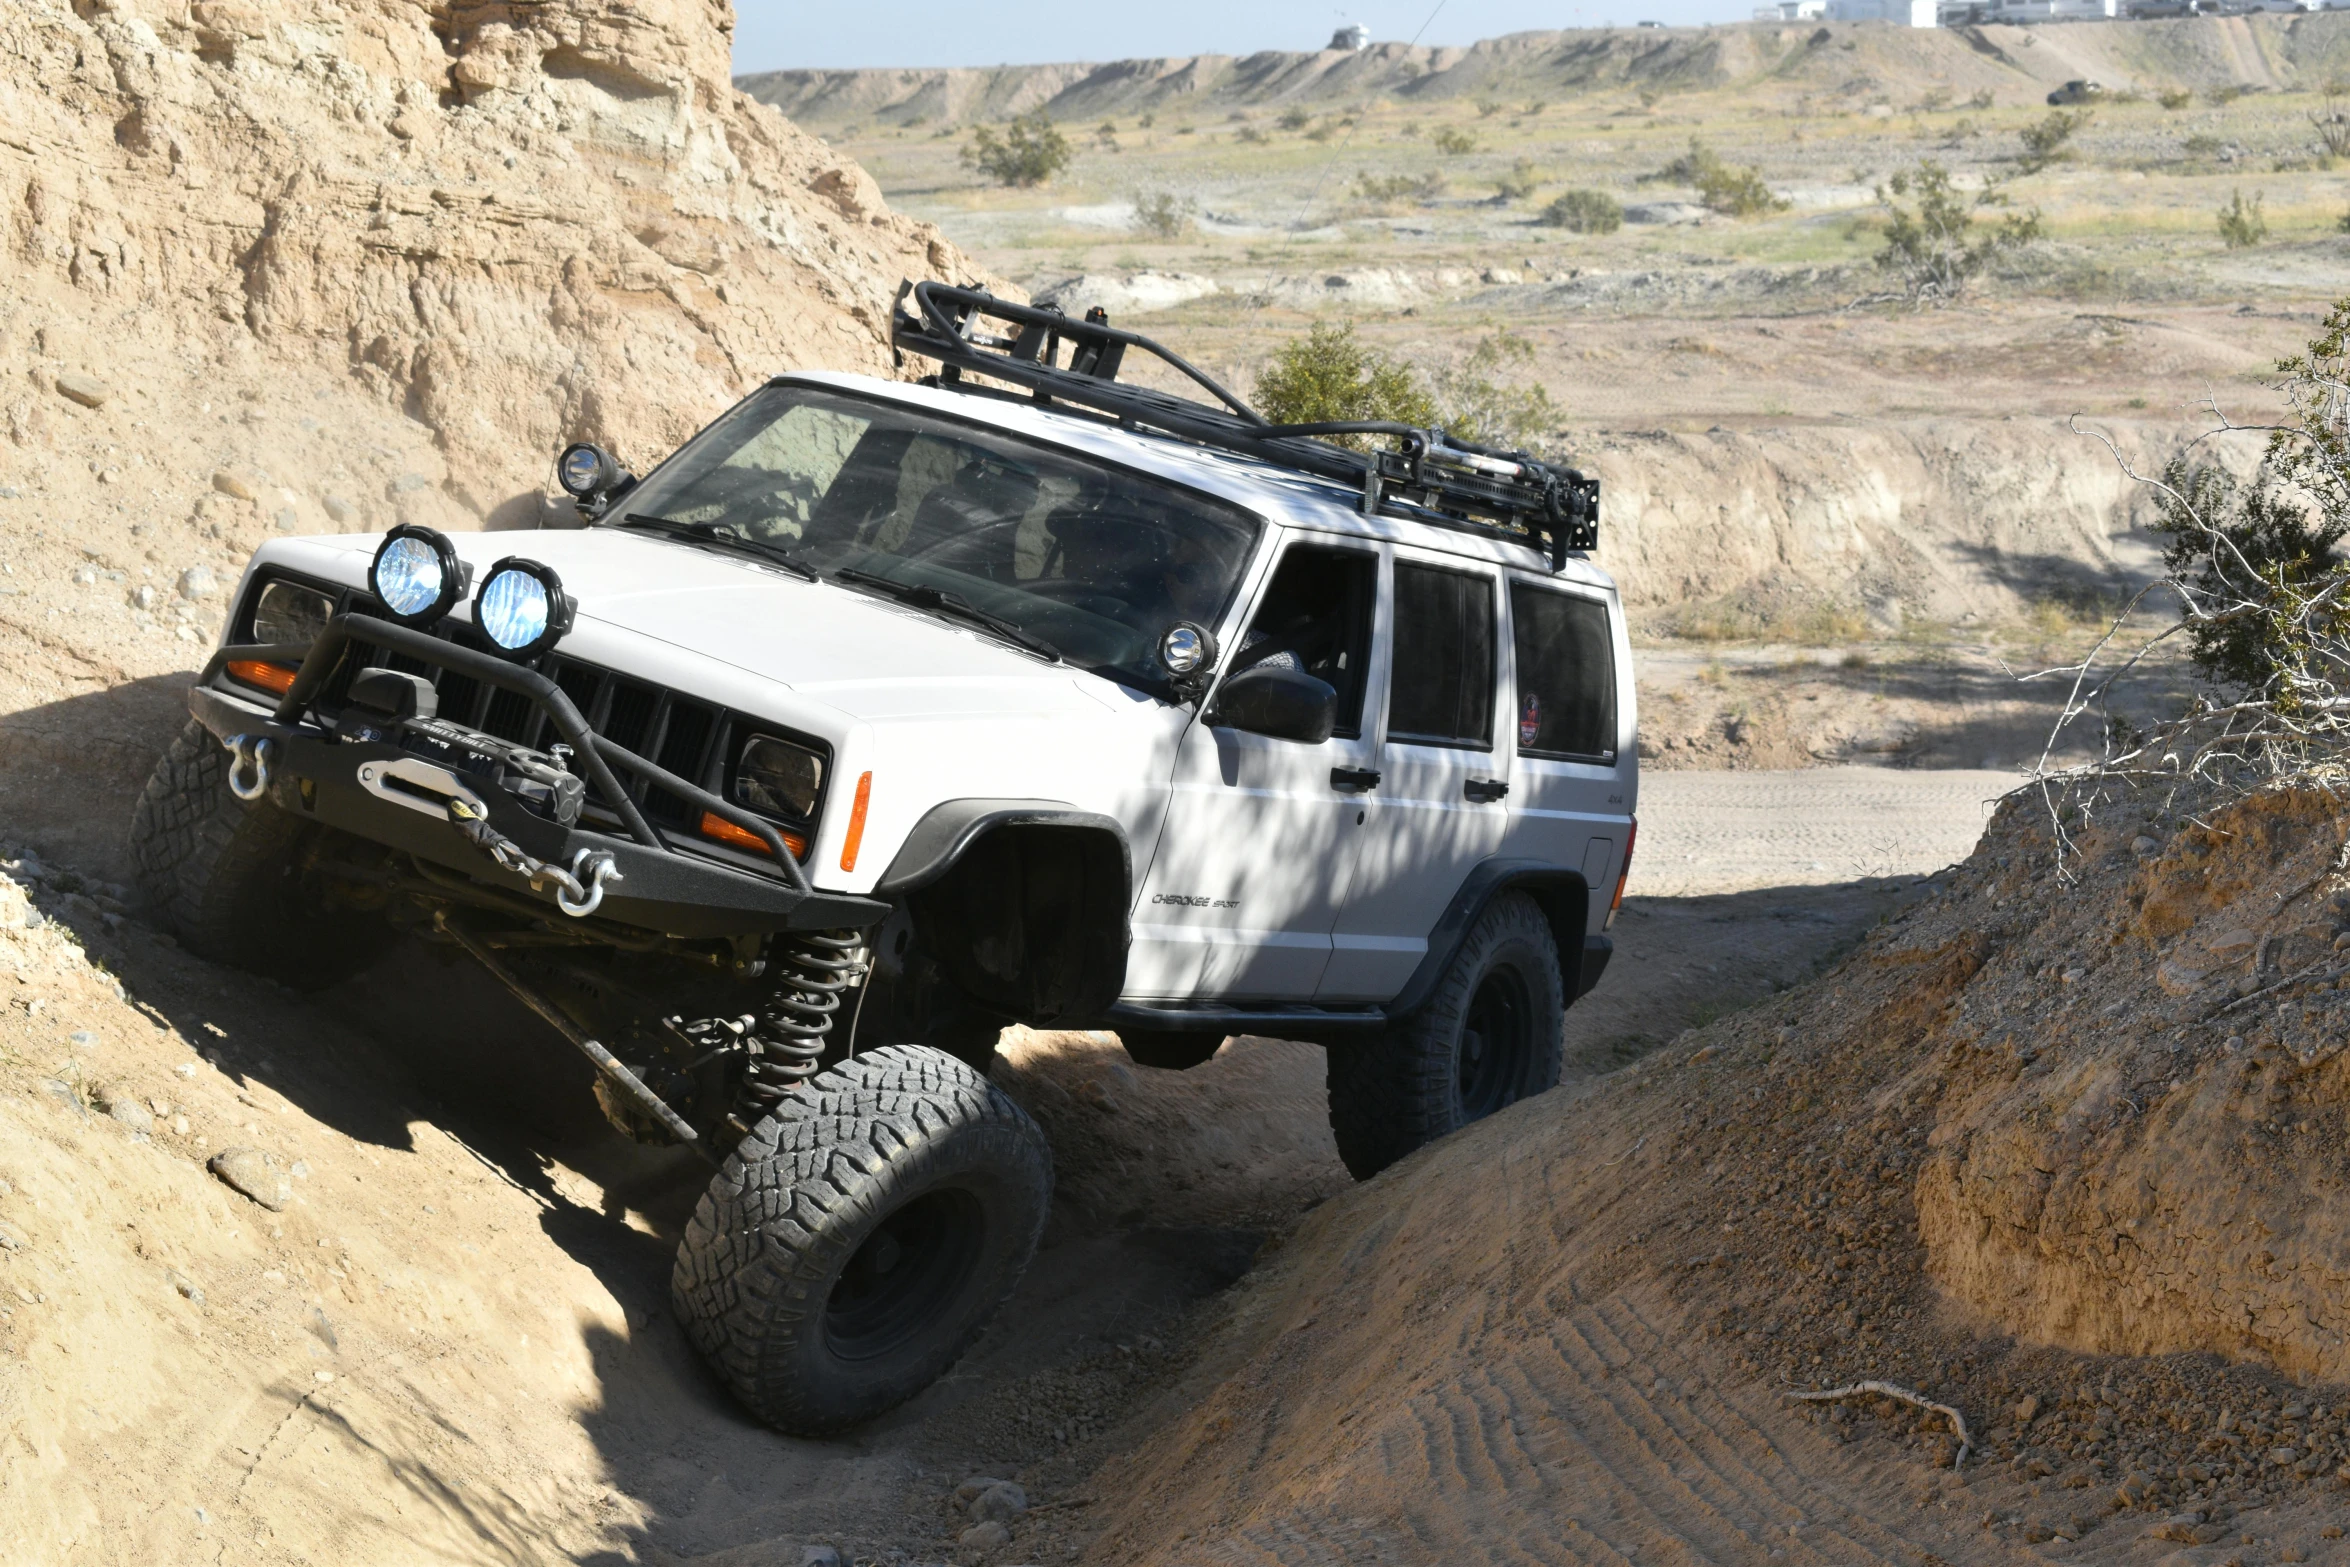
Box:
[889,281,1598,568]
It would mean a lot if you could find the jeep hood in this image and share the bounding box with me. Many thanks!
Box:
[309,528,1145,723]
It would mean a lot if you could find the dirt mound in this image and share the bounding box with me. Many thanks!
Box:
[0,0,991,869]
[1077,783,2350,1562]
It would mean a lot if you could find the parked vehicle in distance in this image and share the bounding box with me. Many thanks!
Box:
[2047,78,2105,105]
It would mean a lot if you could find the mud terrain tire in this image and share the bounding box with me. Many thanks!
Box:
[672,1044,1052,1434]
[128,720,385,987]
[1324,891,1565,1180]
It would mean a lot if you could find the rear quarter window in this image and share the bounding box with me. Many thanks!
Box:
[1510,584,1615,761]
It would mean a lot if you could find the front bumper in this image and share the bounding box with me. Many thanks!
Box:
[190,616,886,939]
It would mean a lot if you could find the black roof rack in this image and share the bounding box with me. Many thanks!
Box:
[889,281,1598,568]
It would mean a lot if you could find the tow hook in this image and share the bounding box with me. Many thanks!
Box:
[444,796,624,917]
[557,848,624,918]
[223,734,275,802]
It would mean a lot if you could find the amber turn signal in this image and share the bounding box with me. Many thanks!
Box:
[1608,817,1636,928]
[697,811,805,860]
[838,771,873,873]
[226,659,299,696]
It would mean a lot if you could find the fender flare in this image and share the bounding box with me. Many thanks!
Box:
[874,798,1132,896]
[1383,858,1609,1020]
[871,799,1134,1027]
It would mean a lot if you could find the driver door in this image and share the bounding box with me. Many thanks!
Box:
[1126,541,1382,1002]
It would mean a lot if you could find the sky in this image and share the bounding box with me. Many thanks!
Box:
[730,0,1754,74]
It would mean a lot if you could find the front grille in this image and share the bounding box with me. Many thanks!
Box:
[240,572,827,840]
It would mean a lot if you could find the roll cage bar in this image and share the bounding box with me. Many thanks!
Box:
[889,282,1599,568]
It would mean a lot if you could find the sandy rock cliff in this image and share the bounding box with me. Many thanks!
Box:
[0,0,990,864]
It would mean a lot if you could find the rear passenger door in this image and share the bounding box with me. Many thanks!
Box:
[1319,552,1512,1001]
[1498,578,1627,931]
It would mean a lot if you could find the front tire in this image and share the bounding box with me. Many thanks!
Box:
[1324,891,1566,1180]
[127,720,386,987]
[671,1045,1052,1434]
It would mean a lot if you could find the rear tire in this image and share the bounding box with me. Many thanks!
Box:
[671,1044,1052,1434]
[127,720,386,988]
[1324,891,1565,1180]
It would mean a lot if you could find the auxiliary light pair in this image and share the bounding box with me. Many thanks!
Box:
[369,525,573,660]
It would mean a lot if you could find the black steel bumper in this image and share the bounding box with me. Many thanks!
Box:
[189,615,887,939]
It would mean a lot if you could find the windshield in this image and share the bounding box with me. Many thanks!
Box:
[609,384,1264,692]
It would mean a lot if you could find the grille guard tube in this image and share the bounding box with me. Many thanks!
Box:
[205,613,813,895]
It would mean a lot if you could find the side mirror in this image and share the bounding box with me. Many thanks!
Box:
[1210,665,1337,745]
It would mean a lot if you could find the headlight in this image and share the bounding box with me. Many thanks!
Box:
[250,579,334,647]
[369,525,465,627]
[734,735,824,819]
[1158,621,1215,677]
[473,557,573,659]
[556,442,621,499]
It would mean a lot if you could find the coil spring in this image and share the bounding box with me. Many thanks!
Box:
[735,931,868,1117]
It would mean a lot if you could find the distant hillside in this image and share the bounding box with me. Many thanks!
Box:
[738,13,2350,127]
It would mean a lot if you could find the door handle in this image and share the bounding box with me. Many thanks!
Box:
[1330,766,1381,793]
[1463,778,1509,804]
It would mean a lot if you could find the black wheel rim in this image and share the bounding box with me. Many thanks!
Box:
[824,1186,987,1364]
[1456,964,1535,1122]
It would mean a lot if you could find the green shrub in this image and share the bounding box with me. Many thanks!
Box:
[2216,187,2266,248]
[1647,139,1787,217]
[1432,125,1478,155]
[1874,160,2042,304]
[1493,159,1543,202]
[1132,190,1197,239]
[1278,106,1312,132]
[1435,332,1558,450]
[1538,188,1624,233]
[2017,109,2090,174]
[1252,323,1439,445]
[2158,87,2194,111]
[962,112,1072,187]
[1353,170,1447,204]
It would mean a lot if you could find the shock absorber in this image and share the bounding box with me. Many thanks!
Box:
[734,930,869,1119]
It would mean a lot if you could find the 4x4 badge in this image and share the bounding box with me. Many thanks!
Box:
[1151,893,1238,909]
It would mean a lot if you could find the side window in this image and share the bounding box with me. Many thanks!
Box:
[1228,545,1377,737]
[1389,563,1495,748]
[1510,584,1616,760]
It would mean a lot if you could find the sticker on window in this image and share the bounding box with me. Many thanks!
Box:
[1519,693,1542,746]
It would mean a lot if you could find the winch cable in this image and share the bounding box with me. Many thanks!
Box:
[443,797,622,917]
[433,912,716,1164]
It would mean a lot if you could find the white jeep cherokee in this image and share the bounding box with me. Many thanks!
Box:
[130,287,1636,1433]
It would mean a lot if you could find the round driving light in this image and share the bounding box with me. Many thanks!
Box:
[368,525,465,627]
[1159,621,1216,678]
[473,557,573,659]
[556,442,619,500]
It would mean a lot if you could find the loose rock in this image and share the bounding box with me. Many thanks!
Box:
[970,1481,1029,1524]
[211,470,258,502]
[176,566,218,601]
[958,1520,1011,1550]
[208,1147,291,1211]
[0,1221,25,1252]
[55,373,110,409]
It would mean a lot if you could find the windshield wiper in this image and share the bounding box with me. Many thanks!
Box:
[832,568,1063,663]
[620,513,820,583]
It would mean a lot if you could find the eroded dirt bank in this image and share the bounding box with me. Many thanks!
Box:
[1077,786,2350,1565]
